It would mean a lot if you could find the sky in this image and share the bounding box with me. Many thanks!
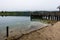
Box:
[0,0,60,11]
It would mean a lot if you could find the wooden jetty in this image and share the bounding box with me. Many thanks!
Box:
[31,11,60,21]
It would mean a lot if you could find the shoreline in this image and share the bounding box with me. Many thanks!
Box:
[0,21,55,40]
[6,21,50,40]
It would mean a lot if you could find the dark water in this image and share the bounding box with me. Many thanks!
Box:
[0,16,30,32]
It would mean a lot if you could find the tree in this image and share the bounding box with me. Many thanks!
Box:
[57,5,60,11]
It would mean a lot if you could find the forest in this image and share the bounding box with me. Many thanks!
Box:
[0,11,59,16]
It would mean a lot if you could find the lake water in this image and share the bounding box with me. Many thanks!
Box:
[0,16,48,40]
[0,16,30,33]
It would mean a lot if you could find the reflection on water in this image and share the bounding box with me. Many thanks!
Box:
[0,16,30,32]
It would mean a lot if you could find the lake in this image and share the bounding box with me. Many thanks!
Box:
[0,16,48,40]
[0,16,30,33]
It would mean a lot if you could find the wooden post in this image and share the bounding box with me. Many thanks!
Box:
[5,26,9,40]
[6,26,9,37]
[57,16,58,21]
[59,16,60,20]
[48,15,50,20]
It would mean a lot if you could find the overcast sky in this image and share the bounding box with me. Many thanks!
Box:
[0,0,60,11]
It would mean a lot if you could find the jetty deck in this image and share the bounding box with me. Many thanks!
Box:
[31,11,60,21]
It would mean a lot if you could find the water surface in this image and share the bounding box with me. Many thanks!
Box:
[0,16,30,32]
